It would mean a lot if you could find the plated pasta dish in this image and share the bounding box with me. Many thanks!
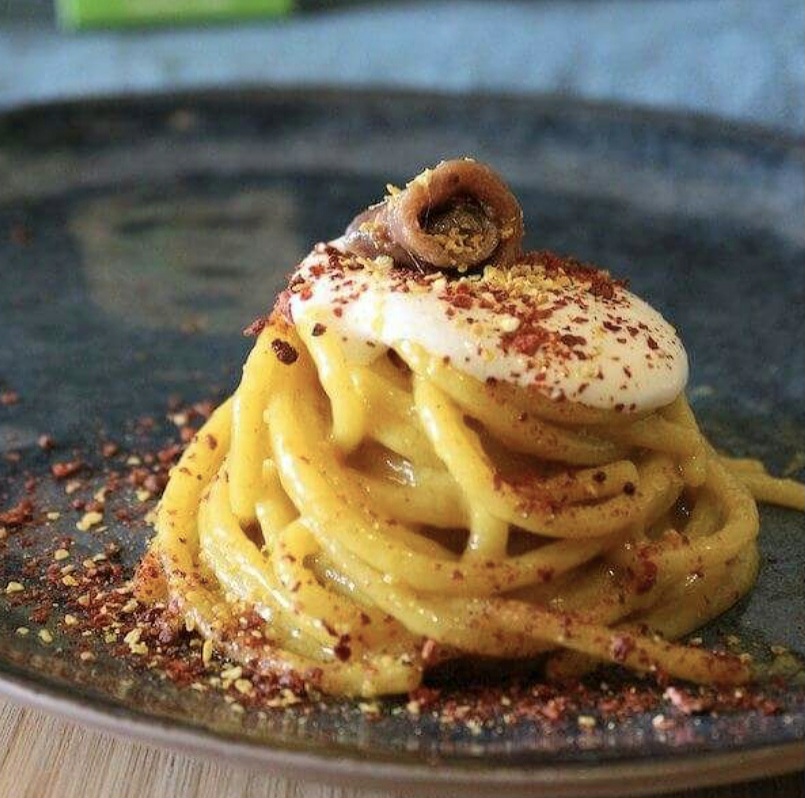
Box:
[139,159,804,698]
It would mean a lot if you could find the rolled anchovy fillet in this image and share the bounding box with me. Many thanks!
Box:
[343,159,524,271]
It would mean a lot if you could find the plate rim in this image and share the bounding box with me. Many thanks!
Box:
[0,84,803,153]
[1,666,803,798]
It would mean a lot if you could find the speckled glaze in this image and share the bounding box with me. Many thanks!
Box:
[0,91,802,797]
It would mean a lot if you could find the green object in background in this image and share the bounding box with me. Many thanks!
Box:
[57,0,295,29]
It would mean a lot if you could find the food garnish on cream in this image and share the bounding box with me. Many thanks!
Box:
[286,240,687,413]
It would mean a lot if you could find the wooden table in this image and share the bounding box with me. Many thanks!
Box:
[0,698,801,798]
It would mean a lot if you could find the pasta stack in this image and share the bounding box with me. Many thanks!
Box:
[143,160,804,697]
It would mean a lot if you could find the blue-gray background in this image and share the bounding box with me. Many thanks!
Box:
[1,0,803,134]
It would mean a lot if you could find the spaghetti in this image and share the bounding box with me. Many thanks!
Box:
[141,160,805,698]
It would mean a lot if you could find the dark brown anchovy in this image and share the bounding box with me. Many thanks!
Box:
[342,159,524,272]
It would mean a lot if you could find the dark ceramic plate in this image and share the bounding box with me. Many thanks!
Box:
[0,91,803,798]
